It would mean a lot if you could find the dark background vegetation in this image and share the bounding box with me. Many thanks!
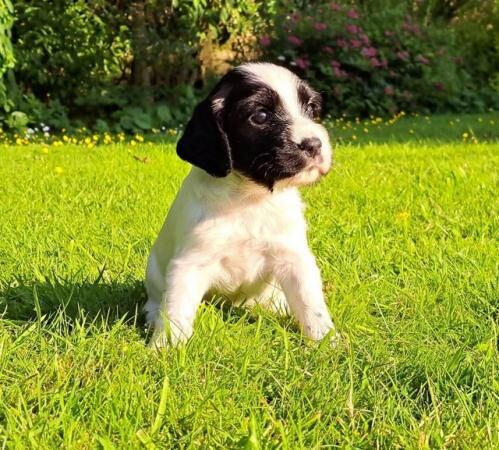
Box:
[0,0,497,132]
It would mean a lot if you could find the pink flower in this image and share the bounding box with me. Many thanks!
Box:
[370,57,383,67]
[287,35,303,46]
[359,33,370,45]
[295,57,310,70]
[323,46,334,54]
[290,13,301,23]
[259,35,271,47]
[331,60,341,68]
[350,39,362,48]
[396,50,410,61]
[333,67,347,78]
[314,22,327,31]
[330,2,342,11]
[384,30,394,37]
[347,9,359,19]
[336,39,348,48]
[416,54,430,65]
[361,47,377,58]
[384,86,395,96]
[345,24,359,34]
[403,22,421,34]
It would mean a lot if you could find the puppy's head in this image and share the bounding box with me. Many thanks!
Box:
[177,63,332,190]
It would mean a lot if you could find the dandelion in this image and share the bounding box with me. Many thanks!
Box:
[396,211,410,223]
[462,132,469,139]
[54,166,64,175]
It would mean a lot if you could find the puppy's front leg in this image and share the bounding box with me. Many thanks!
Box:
[277,251,336,341]
[149,261,210,348]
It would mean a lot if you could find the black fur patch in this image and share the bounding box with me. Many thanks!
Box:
[177,66,322,189]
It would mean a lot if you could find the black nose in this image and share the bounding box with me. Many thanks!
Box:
[299,137,322,157]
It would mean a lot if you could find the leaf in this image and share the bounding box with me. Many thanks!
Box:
[155,104,172,124]
[7,111,29,129]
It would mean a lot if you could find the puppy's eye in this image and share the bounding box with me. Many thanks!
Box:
[250,109,269,125]
[305,103,316,118]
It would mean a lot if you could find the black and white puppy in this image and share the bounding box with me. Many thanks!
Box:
[145,62,336,347]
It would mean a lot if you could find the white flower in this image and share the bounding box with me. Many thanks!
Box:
[42,126,50,132]
[277,55,286,61]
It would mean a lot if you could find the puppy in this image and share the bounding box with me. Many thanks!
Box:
[145,62,336,347]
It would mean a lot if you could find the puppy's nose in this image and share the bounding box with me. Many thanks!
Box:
[299,137,322,157]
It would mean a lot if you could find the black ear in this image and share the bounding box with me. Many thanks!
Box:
[176,97,232,177]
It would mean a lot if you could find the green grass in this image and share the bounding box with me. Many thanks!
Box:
[0,114,498,449]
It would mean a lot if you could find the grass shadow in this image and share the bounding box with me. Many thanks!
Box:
[0,277,147,331]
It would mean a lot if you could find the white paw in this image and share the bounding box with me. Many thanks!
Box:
[302,311,338,344]
[147,319,193,350]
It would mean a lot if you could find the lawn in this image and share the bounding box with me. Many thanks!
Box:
[0,114,498,449]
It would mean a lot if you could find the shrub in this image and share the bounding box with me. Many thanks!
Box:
[0,0,15,117]
[260,1,498,117]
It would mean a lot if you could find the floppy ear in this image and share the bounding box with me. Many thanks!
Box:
[176,96,232,177]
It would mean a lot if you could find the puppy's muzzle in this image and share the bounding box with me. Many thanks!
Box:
[299,137,322,158]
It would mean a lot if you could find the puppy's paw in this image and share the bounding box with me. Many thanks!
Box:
[147,319,192,350]
[302,311,339,345]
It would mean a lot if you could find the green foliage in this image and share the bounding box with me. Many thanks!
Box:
[0,0,497,130]
[260,0,498,117]
[5,0,272,131]
[0,0,15,114]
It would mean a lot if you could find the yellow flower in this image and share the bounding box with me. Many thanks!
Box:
[41,147,49,154]
[396,211,410,223]
[54,166,64,175]
[462,132,469,139]
[130,140,137,146]
[409,129,415,134]
[84,137,91,145]
[352,135,357,140]
[363,128,369,133]
[135,134,144,142]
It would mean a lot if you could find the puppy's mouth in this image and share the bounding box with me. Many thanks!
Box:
[305,154,331,177]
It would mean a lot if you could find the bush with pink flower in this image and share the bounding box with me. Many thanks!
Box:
[259,1,498,117]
